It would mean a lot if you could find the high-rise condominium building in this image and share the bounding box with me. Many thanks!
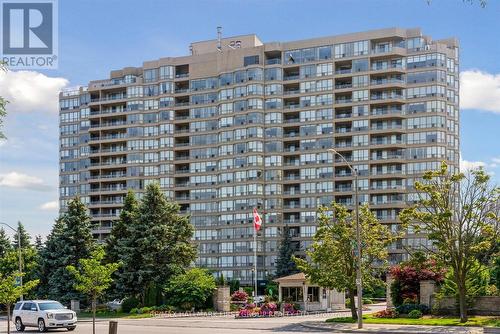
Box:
[59,27,459,284]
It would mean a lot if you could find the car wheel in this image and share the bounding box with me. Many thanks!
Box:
[67,327,76,331]
[15,317,25,331]
[38,318,47,332]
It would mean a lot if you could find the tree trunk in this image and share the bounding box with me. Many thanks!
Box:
[458,283,468,323]
[92,297,96,334]
[348,288,357,320]
[7,303,11,334]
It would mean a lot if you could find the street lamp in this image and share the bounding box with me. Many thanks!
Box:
[328,149,363,329]
[0,222,23,301]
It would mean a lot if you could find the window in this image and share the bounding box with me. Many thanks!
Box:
[244,55,259,66]
[307,287,320,302]
[282,287,303,302]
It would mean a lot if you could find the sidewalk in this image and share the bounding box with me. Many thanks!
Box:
[300,321,487,334]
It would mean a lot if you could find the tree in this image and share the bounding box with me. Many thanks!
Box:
[164,268,216,310]
[12,222,31,249]
[0,228,12,257]
[0,272,38,334]
[105,190,138,298]
[34,235,44,253]
[36,218,65,298]
[295,203,396,319]
[400,163,499,322]
[275,225,299,278]
[121,183,196,304]
[67,248,119,334]
[38,198,96,303]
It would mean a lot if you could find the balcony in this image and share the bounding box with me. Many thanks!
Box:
[283,75,300,81]
[335,69,352,75]
[266,58,281,65]
[371,93,404,101]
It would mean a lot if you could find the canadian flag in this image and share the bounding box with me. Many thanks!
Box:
[253,208,262,231]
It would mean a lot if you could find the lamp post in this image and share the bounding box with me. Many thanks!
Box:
[0,222,23,300]
[328,149,362,329]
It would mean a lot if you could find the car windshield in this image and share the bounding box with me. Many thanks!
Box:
[38,302,65,311]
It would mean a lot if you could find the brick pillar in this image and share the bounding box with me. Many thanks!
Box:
[386,274,394,309]
[419,280,436,308]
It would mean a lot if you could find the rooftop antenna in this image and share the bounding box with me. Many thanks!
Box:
[217,26,222,52]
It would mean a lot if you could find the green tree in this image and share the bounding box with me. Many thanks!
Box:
[0,228,12,257]
[164,268,216,310]
[105,190,138,298]
[275,225,299,278]
[36,218,65,298]
[0,272,38,334]
[400,163,499,322]
[38,198,96,303]
[12,222,31,249]
[295,203,396,319]
[34,235,43,253]
[67,248,119,334]
[122,183,197,304]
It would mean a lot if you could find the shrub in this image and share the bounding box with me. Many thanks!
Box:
[121,296,140,313]
[407,309,423,319]
[243,287,253,296]
[395,303,430,315]
[140,306,153,313]
[362,298,373,304]
[373,309,398,318]
[164,268,216,311]
[129,307,138,314]
[231,290,248,302]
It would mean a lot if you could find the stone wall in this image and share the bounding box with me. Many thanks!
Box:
[431,296,500,316]
[213,286,231,312]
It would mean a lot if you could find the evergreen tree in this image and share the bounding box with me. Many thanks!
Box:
[105,190,137,264]
[105,190,139,298]
[12,222,31,249]
[275,226,298,278]
[122,183,197,304]
[36,218,65,298]
[38,198,96,303]
[0,228,12,257]
[34,235,44,253]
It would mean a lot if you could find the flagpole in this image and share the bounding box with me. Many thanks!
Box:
[254,225,257,299]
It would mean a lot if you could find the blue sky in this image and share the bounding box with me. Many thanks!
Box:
[1,0,499,238]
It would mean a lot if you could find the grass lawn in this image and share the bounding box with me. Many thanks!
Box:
[326,315,500,327]
[77,311,153,319]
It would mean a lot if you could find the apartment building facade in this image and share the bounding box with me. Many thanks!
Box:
[59,27,460,284]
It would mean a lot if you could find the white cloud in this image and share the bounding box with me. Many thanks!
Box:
[0,171,52,191]
[39,201,58,211]
[0,70,68,114]
[461,70,500,114]
[460,157,486,172]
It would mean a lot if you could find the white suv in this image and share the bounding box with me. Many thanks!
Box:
[12,300,77,332]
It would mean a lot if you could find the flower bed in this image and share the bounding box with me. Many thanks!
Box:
[236,302,303,318]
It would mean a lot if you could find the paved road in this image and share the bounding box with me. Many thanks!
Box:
[0,304,385,334]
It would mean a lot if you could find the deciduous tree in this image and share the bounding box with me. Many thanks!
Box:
[0,272,38,334]
[400,163,499,322]
[67,248,119,334]
[164,268,216,311]
[295,203,396,319]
